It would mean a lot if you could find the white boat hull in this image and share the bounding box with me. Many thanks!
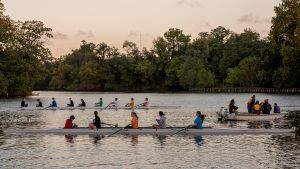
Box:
[2,127,294,136]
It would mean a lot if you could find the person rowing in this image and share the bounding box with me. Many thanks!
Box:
[125,98,135,108]
[67,98,74,107]
[188,111,203,129]
[64,115,77,129]
[153,111,166,129]
[36,99,43,107]
[106,98,119,108]
[78,99,86,107]
[229,99,238,114]
[95,98,103,107]
[21,98,28,108]
[50,97,57,107]
[125,111,139,129]
[89,111,101,129]
[137,97,149,107]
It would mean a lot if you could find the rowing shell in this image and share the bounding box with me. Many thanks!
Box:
[2,127,294,136]
[19,106,181,111]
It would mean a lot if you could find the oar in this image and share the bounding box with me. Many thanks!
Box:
[170,126,190,136]
[102,122,118,127]
[107,124,130,137]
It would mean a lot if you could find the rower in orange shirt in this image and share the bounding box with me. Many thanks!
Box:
[126,111,139,129]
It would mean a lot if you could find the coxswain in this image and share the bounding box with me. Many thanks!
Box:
[78,99,86,107]
[50,97,57,107]
[189,111,203,129]
[67,98,74,107]
[89,111,101,129]
[153,111,166,129]
[36,99,43,107]
[64,115,77,129]
[95,98,103,107]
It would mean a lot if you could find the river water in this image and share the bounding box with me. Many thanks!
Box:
[0,91,299,168]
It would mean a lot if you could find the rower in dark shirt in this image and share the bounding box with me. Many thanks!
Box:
[67,98,74,107]
[36,99,43,107]
[78,99,86,107]
[89,111,101,129]
[21,98,28,107]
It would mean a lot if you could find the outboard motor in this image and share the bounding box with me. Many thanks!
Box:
[216,107,229,121]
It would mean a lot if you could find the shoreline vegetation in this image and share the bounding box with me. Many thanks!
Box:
[0,0,300,97]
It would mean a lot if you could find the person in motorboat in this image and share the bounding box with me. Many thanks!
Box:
[125,98,135,108]
[189,111,203,129]
[107,98,119,108]
[89,111,101,129]
[125,111,139,129]
[21,98,28,108]
[153,111,166,129]
[229,99,238,114]
[67,98,74,107]
[274,103,281,113]
[95,98,103,107]
[261,99,272,114]
[253,100,261,115]
[247,95,256,113]
[50,97,57,107]
[36,99,43,107]
[137,97,149,107]
[78,99,86,107]
[64,115,77,129]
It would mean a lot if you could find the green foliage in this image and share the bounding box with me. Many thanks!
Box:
[1,0,299,95]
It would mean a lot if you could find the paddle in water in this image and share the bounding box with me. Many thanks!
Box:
[107,124,130,137]
[170,126,190,136]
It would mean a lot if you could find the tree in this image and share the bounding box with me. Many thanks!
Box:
[269,0,300,88]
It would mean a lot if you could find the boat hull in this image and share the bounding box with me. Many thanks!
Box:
[2,127,294,136]
[224,113,287,121]
[19,106,181,111]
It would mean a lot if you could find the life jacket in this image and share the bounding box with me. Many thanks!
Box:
[254,104,260,111]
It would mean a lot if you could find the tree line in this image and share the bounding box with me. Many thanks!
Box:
[1,0,299,96]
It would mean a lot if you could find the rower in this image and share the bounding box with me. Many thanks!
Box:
[189,111,203,129]
[126,111,139,129]
[78,99,86,107]
[125,98,135,108]
[137,97,149,107]
[107,98,119,107]
[229,99,238,114]
[64,115,77,129]
[36,99,43,107]
[95,98,103,107]
[67,98,74,107]
[50,97,57,107]
[21,98,28,108]
[274,103,281,113]
[89,111,101,129]
[153,111,166,129]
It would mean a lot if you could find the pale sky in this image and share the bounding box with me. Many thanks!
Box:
[2,0,281,57]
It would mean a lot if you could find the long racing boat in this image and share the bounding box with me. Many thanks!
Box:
[1,127,294,136]
[18,105,181,111]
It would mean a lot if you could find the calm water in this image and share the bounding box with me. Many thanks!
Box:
[0,91,300,169]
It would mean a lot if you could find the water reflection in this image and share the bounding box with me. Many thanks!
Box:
[156,135,167,146]
[247,121,273,129]
[194,136,204,146]
[131,135,138,145]
[65,135,76,143]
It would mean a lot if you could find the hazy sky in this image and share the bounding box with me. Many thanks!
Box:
[2,0,281,57]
